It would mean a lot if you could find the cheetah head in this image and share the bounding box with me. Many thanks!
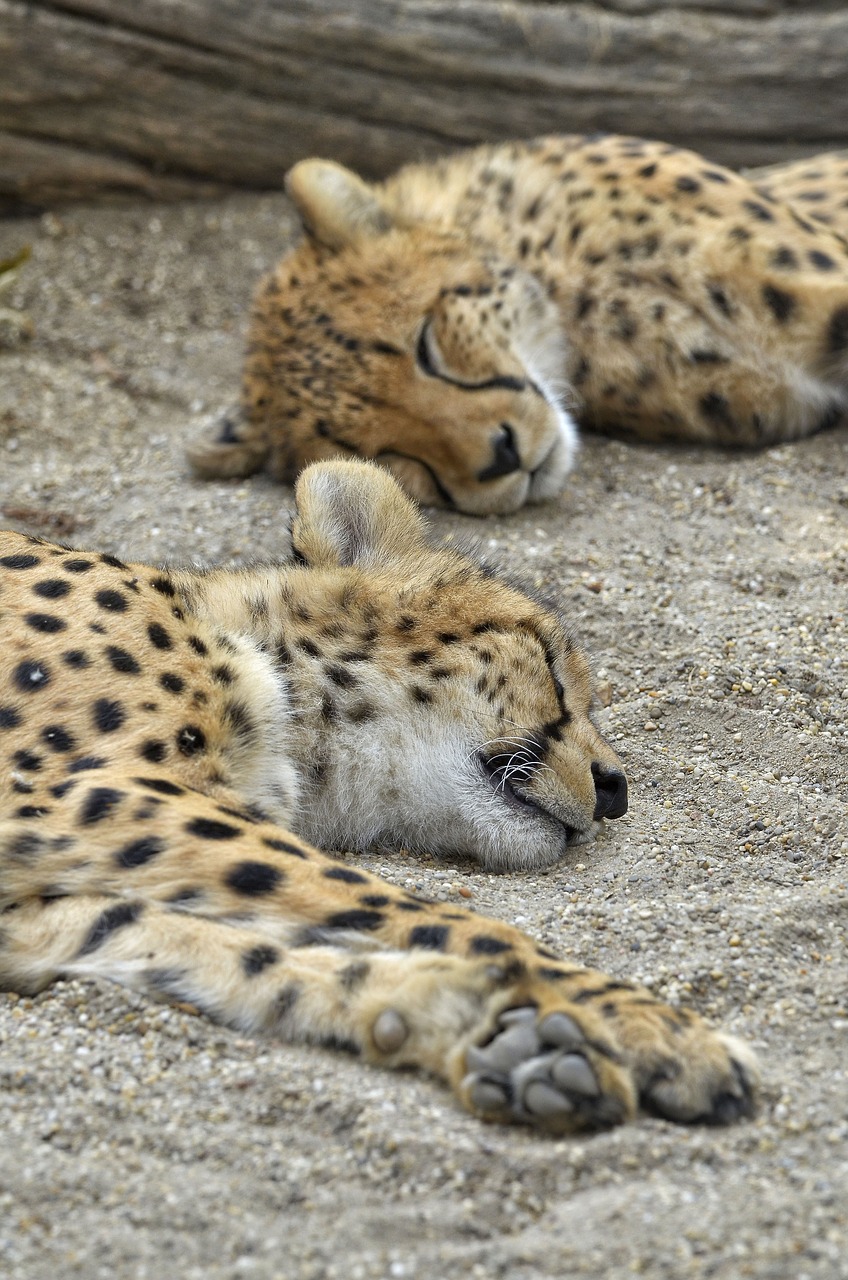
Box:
[190,161,577,516]
[278,462,625,871]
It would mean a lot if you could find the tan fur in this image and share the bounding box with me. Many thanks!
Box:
[188,136,848,514]
[0,460,756,1131]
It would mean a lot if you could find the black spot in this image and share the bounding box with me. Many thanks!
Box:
[147,623,172,650]
[186,815,241,840]
[51,779,77,799]
[762,284,796,324]
[150,576,176,597]
[159,673,185,694]
[0,553,40,570]
[115,835,165,868]
[80,787,125,825]
[93,698,126,733]
[95,589,129,613]
[689,349,727,364]
[0,706,22,729]
[326,665,356,689]
[14,660,51,692]
[242,944,281,976]
[323,866,368,884]
[167,887,203,905]
[262,836,308,859]
[827,306,848,355]
[325,909,384,932]
[69,755,106,773]
[809,250,837,271]
[62,558,93,574]
[274,985,301,1021]
[771,246,798,270]
[395,901,424,913]
[360,894,391,908]
[188,636,208,656]
[469,935,512,956]
[32,578,71,599]
[411,687,433,705]
[699,392,734,427]
[409,925,450,951]
[13,749,42,771]
[742,200,774,222]
[702,169,729,184]
[675,175,701,194]
[212,664,234,685]
[105,646,141,674]
[339,959,370,991]
[225,860,283,896]
[62,649,90,669]
[135,775,184,795]
[637,163,657,178]
[78,901,143,956]
[297,637,320,658]
[177,724,207,756]
[24,612,66,633]
[100,553,128,570]
[139,739,168,763]
[41,725,76,753]
[16,805,48,819]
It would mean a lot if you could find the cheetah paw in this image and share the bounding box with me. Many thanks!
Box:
[458,1006,635,1132]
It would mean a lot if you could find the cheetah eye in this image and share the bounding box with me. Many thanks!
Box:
[415,318,527,394]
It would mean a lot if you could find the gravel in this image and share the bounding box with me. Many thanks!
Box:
[0,196,847,1280]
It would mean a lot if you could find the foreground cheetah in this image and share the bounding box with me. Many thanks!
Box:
[189,135,848,514]
[0,461,757,1131]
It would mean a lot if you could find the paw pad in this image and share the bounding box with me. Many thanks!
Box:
[462,1004,623,1129]
[373,1008,408,1054]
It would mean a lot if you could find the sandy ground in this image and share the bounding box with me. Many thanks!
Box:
[0,194,846,1280]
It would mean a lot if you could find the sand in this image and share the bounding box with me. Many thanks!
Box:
[0,194,846,1280]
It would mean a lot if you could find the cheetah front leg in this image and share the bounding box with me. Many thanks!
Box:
[0,893,635,1133]
[0,782,758,1129]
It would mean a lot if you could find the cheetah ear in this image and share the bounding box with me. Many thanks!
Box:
[285,159,393,251]
[291,461,428,568]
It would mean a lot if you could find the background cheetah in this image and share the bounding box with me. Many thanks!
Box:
[190,135,848,514]
[0,460,756,1134]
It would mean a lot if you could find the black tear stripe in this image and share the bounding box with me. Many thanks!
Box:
[77,901,144,957]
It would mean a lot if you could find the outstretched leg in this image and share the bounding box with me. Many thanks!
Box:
[0,773,759,1129]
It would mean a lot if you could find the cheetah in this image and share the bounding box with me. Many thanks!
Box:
[189,134,848,514]
[0,460,757,1132]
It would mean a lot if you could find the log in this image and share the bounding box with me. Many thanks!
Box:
[1,0,847,209]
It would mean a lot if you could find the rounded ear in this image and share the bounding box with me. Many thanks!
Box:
[291,461,429,568]
[285,159,393,251]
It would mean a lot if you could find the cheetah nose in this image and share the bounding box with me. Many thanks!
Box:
[591,762,628,820]
[477,423,522,481]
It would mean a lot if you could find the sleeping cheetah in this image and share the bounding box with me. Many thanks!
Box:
[0,461,757,1132]
[189,134,848,514]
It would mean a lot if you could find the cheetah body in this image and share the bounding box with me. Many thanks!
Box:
[0,461,756,1132]
[190,135,848,513]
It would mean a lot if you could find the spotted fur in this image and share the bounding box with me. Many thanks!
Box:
[0,461,757,1131]
[189,135,848,514]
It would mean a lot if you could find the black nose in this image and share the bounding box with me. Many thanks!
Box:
[591,762,628,820]
[477,423,522,481]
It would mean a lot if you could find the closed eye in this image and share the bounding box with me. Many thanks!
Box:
[416,319,527,393]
